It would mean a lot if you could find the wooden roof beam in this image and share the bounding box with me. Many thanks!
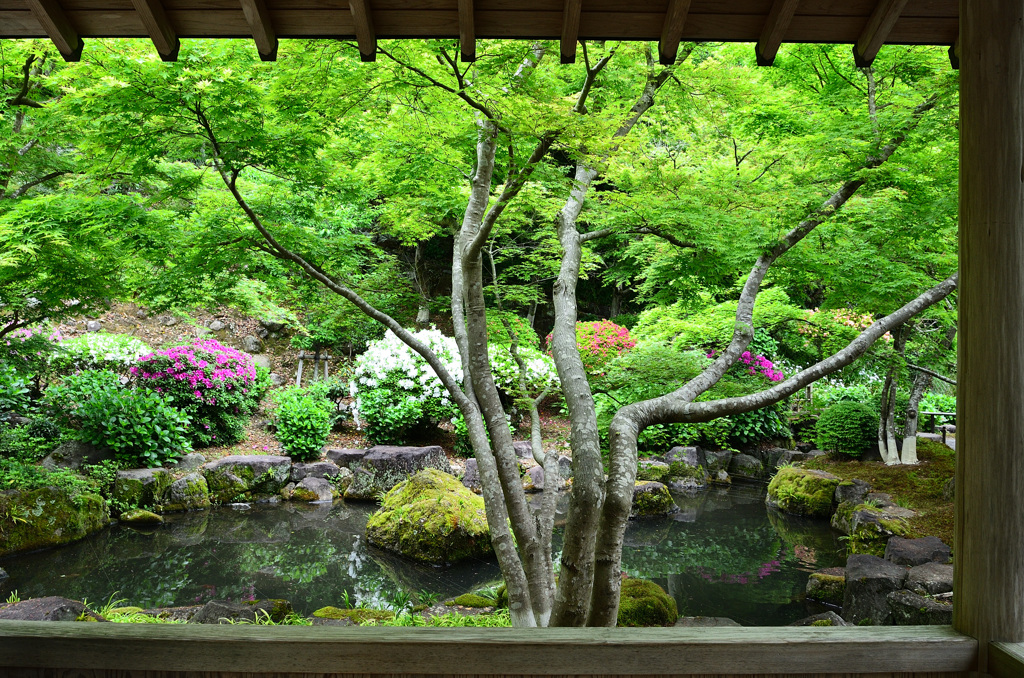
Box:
[754,0,799,67]
[853,0,910,68]
[560,0,581,64]
[131,0,179,62]
[240,0,278,61]
[458,0,475,62]
[25,0,83,61]
[349,0,377,62]
[658,0,691,65]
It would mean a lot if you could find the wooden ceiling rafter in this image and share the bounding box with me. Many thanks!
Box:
[239,0,277,61]
[560,0,581,64]
[130,0,179,62]
[458,0,474,62]
[24,0,82,61]
[754,0,800,66]
[658,0,691,66]
[853,0,911,67]
[348,0,377,62]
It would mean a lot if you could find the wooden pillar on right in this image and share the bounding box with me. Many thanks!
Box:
[956,0,1024,667]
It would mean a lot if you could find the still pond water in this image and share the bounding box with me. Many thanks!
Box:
[0,483,844,625]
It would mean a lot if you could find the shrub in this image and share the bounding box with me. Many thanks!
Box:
[51,333,151,375]
[130,339,262,448]
[43,369,122,429]
[76,386,191,467]
[0,425,56,463]
[486,311,539,349]
[274,385,334,461]
[360,389,427,446]
[488,343,559,401]
[816,402,878,457]
[1,326,61,376]
[0,363,33,416]
[547,320,635,374]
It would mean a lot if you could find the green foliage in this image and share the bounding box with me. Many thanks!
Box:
[486,311,539,349]
[43,369,123,430]
[0,458,94,502]
[75,386,192,468]
[273,384,333,461]
[374,609,513,627]
[0,363,33,416]
[1,327,60,378]
[920,392,956,424]
[82,459,123,498]
[816,402,878,457]
[360,389,427,446]
[0,424,58,463]
[50,333,151,375]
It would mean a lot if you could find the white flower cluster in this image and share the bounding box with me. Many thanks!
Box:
[487,344,559,397]
[55,333,152,370]
[351,328,463,409]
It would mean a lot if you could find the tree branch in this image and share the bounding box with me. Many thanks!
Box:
[907,363,957,385]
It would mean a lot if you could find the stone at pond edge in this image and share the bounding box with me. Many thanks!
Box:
[616,579,677,627]
[172,452,207,473]
[842,554,908,626]
[728,453,765,481]
[325,448,367,470]
[189,599,294,624]
[345,445,452,501]
[120,508,163,526]
[674,616,741,627]
[0,487,109,557]
[887,589,952,625]
[630,481,676,519]
[906,561,954,595]
[365,468,491,565]
[637,460,670,482]
[789,611,850,627]
[113,468,174,511]
[0,567,7,582]
[293,477,334,502]
[41,440,114,471]
[159,473,211,512]
[805,567,845,607]
[461,458,482,493]
[312,606,394,625]
[0,596,105,622]
[765,467,840,518]
[202,455,291,502]
[704,449,734,474]
[291,461,343,483]
[831,501,913,555]
[557,455,572,480]
[835,478,871,505]
[884,536,952,567]
[522,465,546,492]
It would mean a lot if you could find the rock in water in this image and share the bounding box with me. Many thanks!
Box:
[160,473,211,512]
[344,445,452,500]
[616,579,677,627]
[292,477,334,502]
[805,567,846,607]
[906,561,954,595]
[630,481,677,518]
[0,596,105,622]
[887,589,952,625]
[365,469,491,565]
[120,509,164,526]
[202,455,292,502]
[0,487,109,557]
[842,554,908,625]
[727,453,764,481]
[765,467,841,518]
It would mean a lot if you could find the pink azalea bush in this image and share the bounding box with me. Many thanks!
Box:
[129,339,267,447]
[737,351,785,382]
[547,320,636,375]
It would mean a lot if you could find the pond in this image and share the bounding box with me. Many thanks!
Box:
[0,483,844,625]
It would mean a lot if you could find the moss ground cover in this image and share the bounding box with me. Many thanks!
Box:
[803,438,954,545]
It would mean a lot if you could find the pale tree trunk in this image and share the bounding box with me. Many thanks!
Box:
[878,326,907,465]
[902,325,957,464]
[588,93,942,625]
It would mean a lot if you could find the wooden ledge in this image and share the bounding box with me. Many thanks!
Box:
[990,641,1024,678]
[0,622,976,676]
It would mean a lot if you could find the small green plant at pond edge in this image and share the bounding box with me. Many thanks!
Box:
[372,609,513,627]
[815,401,878,457]
[274,384,334,462]
[4,590,20,604]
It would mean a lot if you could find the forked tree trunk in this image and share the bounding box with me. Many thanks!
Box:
[878,327,907,465]
[902,325,957,464]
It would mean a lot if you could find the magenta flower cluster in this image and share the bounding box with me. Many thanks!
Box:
[738,351,784,382]
[546,320,636,373]
[130,338,256,405]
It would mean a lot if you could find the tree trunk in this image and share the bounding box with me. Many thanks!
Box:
[901,369,930,465]
[878,327,907,465]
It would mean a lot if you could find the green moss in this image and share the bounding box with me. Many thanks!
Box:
[832,501,911,555]
[810,619,834,627]
[109,606,144,615]
[766,467,840,517]
[667,461,708,484]
[448,594,494,608]
[365,469,491,565]
[312,606,395,624]
[636,464,668,482]
[120,508,163,525]
[806,572,845,606]
[616,579,678,627]
[631,481,675,518]
[0,487,110,556]
[291,487,318,501]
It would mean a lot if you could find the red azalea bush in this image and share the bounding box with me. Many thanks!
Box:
[129,339,268,448]
[547,320,636,375]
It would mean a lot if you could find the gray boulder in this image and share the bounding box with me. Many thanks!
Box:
[260,319,286,333]
[513,441,534,459]
[674,616,741,627]
[86,320,102,332]
[208,320,227,331]
[906,561,954,595]
[291,461,343,483]
[42,439,113,471]
[0,596,105,622]
[461,458,482,493]
[189,599,293,624]
[835,478,871,505]
[704,449,734,474]
[172,452,207,473]
[202,455,292,502]
[888,589,953,625]
[630,481,677,518]
[252,354,272,370]
[241,335,262,353]
[788,611,850,627]
[558,455,572,479]
[325,448,367,469]
[160,473,211,512]
[728,453,765,481]
[522,465,545,492]
[842,554,908,625]
[114,468,174,509]
[805,567,845,607]
[884,536,952,566]
[344,445,452,500]
[662,445,706,468]
[292,477,334,502]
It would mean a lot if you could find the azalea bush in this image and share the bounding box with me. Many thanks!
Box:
[51,333,151,375]
[130,339,267,448]
[488,343,559,401]
[547,320,635,375]
[2,326,61,377]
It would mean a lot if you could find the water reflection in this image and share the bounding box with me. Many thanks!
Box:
[0,483,843,624]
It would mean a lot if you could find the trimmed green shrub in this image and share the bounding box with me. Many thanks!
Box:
[75,386,191,467]
[274,385,333,462]
[0,363,33,416]
[616,578,678,627]
[816,401,878,457]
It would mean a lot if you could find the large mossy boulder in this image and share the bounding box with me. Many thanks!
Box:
[345,445,453,500]
[159,473,211,512]
[113,468,174,511]
[202,455,292,502]
[805,567,846,607]
[728,453,765,481]
[630,481,677,519]
[766,467,841,518]
[616,578,678,627]
[0,487,109,557]
[831,501,914,555]
[365,469,491,565]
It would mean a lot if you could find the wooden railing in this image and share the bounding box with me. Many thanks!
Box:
[0,622,979,677]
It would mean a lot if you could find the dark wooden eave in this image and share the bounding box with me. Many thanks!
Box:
[0,0,960,65]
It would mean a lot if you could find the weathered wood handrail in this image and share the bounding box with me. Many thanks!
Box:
[0,622,977,677]
[990,641,1024,678]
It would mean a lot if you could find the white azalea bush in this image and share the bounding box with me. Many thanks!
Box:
[51,333,152,375]
[351,328,558,448]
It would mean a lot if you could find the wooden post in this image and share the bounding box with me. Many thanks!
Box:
[295,354,304,386]
[955,0,1024,665]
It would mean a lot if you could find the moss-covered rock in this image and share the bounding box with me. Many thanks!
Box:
[120,508,163,526]
[636,461,670,482]
[113,468,174,511]
[202,455,292,502]
[806,568,846,607]
[447,594,494,608]
[158,473,211,513]
[0,487,110,557]
[766,467,841,517]
[630,481,676,519]
[616,578,678,627]
[365,469,491,565]
[312,606,395,624]
[831,501,913,555]
[345,445,452,500]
